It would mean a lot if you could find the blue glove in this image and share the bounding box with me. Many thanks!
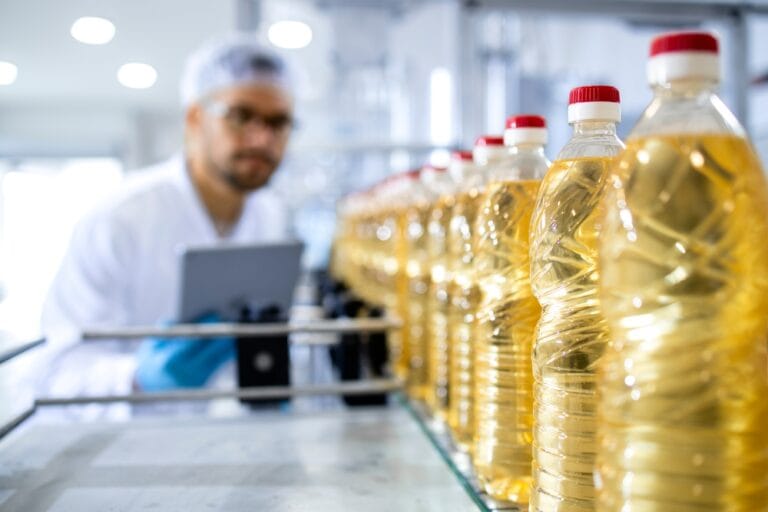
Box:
[135,312,235,391]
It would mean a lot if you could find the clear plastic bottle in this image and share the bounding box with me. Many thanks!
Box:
[473,115,551,504]
[354,185,383,306]
[335,190,374,296]
[597,31,768,511]
[330,193,353,287]
[401,169,435,400]
[448,136,506,452]
[529,86,625,511]
[373,175,411,380]
[426,153,466,423]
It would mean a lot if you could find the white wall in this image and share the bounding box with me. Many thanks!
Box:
[0,103,182,170]
[749,15,768,164]
[389,2,460,148]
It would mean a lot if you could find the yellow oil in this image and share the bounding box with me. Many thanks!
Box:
[329,213,349,285]
[403,201,432,400]
[473,179,541,504]
[392,208,410,382]
[529,156,614,512]
[447,189,483,451]
[427,195,455,420]
[337,204,369,297]
[597,134,768,511]
[356,209,383,306]
[333,200,413,382]
[370,206,409,381]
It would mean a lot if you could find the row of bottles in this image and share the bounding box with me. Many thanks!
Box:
[331,30,768,511]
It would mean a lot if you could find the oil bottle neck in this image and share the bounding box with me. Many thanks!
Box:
[571,121,617,137]
[651,79,718,100]
[508,143,547,157]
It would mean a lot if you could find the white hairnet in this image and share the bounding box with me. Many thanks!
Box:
[179,33,293,107]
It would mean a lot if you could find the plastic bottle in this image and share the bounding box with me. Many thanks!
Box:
[351,186,381,306]
[529,85,624,511]
[426,153,467,423]
[330,193,354,288]
[334,190,373,296]
[597,31,768,511]
[370,175,410,380]
[401,169,433,400]
[473,115,551,504]
[448,136,506,452]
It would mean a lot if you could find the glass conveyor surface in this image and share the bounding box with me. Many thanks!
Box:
[0,402,493,512]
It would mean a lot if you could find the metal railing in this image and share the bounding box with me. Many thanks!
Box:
[81,317,401,342]
[0,317,403,441]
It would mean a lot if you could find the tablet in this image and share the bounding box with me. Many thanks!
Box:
[177,241,304,322]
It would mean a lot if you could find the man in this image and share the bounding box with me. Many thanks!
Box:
[42,35,294,392]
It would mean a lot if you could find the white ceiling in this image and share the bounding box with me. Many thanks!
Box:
[0,0,349,116]
[0,0,399,161]
[0,0,238,108]
[3,0,767,151]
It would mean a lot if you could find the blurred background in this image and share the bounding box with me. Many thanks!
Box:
[1,0,767,335]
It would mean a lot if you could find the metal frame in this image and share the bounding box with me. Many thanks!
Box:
[0,337,44,365]
[287,142,461,157]
[0,379,404,443]
[0,407,36,441]
[460,0,766,132]
[467,0,768,19]
[81,317,401,342]
[35,379,401,407]
[0,318,403,441]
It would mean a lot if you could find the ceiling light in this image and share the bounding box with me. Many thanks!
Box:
[268,20,312,49]
[71,16,115,45]
[0,61,18,85]
[117,63,157,89]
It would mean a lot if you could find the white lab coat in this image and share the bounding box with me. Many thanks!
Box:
[38,156,289,401]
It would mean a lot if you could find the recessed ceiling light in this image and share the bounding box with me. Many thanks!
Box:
[0,61,18,85]
[268,20,312,49]
[71,16,115,45]
[117,63,157,89]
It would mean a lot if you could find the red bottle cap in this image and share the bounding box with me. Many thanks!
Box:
[474,135,504,147]
[650,31,718,56]
[506,115,546,129]
[647,31,720,85]
[504,114,548,146]
[567,85,621,123]
[569,85,620,105]
[451,150,474,161]
[404,168,421,179]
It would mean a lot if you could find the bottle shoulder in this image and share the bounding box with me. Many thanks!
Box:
[629,92,745,140]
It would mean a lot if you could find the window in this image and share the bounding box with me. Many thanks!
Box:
[0,158,123,334]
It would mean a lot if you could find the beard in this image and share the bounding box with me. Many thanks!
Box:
[209,148,279,193]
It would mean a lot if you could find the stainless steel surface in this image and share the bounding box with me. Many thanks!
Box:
[35,379,402,406]
[82,318,401,341]
[0,407,481,511]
